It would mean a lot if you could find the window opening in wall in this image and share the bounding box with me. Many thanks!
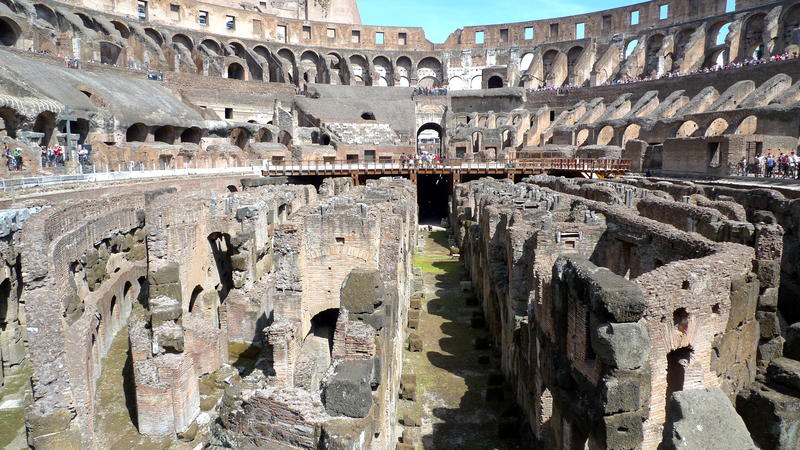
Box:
[708,142,720,168]
[375,31,384,45]
[625,39,639,58]
[352,30,360,43]
[259,1,267,10]
[575,22,585,39]
[549,23,559,37]
[500,28,509,43]
[631,10,639,25]
[137,0,147,20]
[602,14,612,30]
[277,25,287,42]
[524,26,534,40]
[226,15,235,30]
[169,4,180,21]
[302,25,311,40]
[549,110,556,121]
[456,146,466,158]
[346,154,359,162]
[726,0,736,12]
[198,10,208,26]
[225,107,233,119]
[475,30,484,44]
[398,32,407,45]
[364,149,376,161]
[271,155,284,164]
[335,237,346,244]
[327,27,336,40]
[659,4,669,19]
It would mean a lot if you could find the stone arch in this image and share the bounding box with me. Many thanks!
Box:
[448,76,465,90]
[300,50,320,85]
[0,17,21,47]
[622,124,641,146]
[674,27,696,64]
[34,4,58,28]
[740,13,766,60]
[0,107,17,138]
[417,122,443,155]
[707,21,731,48]
[487,75,503,89]
[417,57,443,86]
[418,76,439,88]
[255,128,273,142]
[781,3,800,53]
[33,111,56,146]
[520,52,535,72]
[278,130,292,146]
[144,27,163,46]
[227,62,245,80]
[126,123,148,142]
[470,75,482,89]
[373,55,392,87]
[227,41,246,59]
[472,131,482,151]
[646,34,665,75]
[575,128,589,146]
[566,46,584,83]
[677,120,699,137]
[230,127,250,149]
[735,115,758,135]
[277,48,296,83]
[74,12,96,31]
[99,41,122,65]
[180,127,202,144]
[200,38,222,56]
[349,54,368,85]
[396,56,412,82]
[110,20,129,39]
[325,52,346,84]
[704,47,727,68]
[542,48,566,87]
[705,118,729,136]
[172,33,193,51]
[154,125,175,144]
[597,125,615,145]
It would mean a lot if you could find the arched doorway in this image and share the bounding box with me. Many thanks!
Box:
[487,75,503,89]
[126,123,148,142]
[0,17,20,47]
[227,63,245,80]
[417,123,443,156]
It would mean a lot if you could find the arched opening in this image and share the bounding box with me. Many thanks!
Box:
[417,57,442,87]
[472,131,482,152]
[201,39,222,56]
[34,4,58,28]
[741,14,765,60]
[230,127,250,149]
[126,123,148,142]
[208,233,234,303]
[154,125,175,144]
[470,75,482,89]
[60,118,89,145]
[575,128,589,146]
[75,13,96,31]
[705,118,729,137]
[622,124,641,146]
[349,54,368,85]
[373,55,392,87]
[487,75,503,89]
[144,27,163,46]
[360,112,376,121]
[646,34,665,75]
[0,17,21,47]
[180,127,202,144]
[781,4,800,53]
[735,115,758,135]
[418,76,439,88]
[33,111,56,146]
[226,185,238,192]
[625,40,639,59]
[677,120,699,137]
[309,308,340,352]
[227,63,245,80]
[189,285,203,313]
[0,107,16,138]
[110,21,130,39]
[278,130,292,146]
[597,126,615,145]
[278,48,297,84]
[417,123,443,156]
[228,41,246,59]
[255,128,273,143]
[100,42,122,65]
[666,346,693,407]
[110,295,117,321]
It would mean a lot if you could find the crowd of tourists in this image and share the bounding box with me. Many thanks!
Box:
[3,145,24,171]
[738,152,800,179]
[413,87,448,96]
[401,152,443,168]
[39,145,66,167]
[529,51,799,93]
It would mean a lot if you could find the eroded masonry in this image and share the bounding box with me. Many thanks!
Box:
[1,0,800,448]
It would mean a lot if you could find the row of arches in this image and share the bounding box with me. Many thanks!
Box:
[124,123,291,149]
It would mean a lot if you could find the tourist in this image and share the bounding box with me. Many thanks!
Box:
[738,157,748,176]
[13,148,22,171]
[765,153,776,177]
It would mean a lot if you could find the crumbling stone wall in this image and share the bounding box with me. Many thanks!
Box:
[452,177,763,449]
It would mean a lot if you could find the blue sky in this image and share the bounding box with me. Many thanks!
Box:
[358,0,646,43]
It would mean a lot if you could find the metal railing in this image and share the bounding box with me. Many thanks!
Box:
[263,158,631,173]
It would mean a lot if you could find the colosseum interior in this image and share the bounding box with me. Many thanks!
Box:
[0,0,799,448]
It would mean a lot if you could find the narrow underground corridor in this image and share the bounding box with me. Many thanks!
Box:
[397,229,526,449]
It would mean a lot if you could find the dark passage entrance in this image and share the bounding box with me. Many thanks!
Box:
[310,308,340,352]
[417,174,450,224]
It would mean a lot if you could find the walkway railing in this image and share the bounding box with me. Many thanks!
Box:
[263,158,631,173]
